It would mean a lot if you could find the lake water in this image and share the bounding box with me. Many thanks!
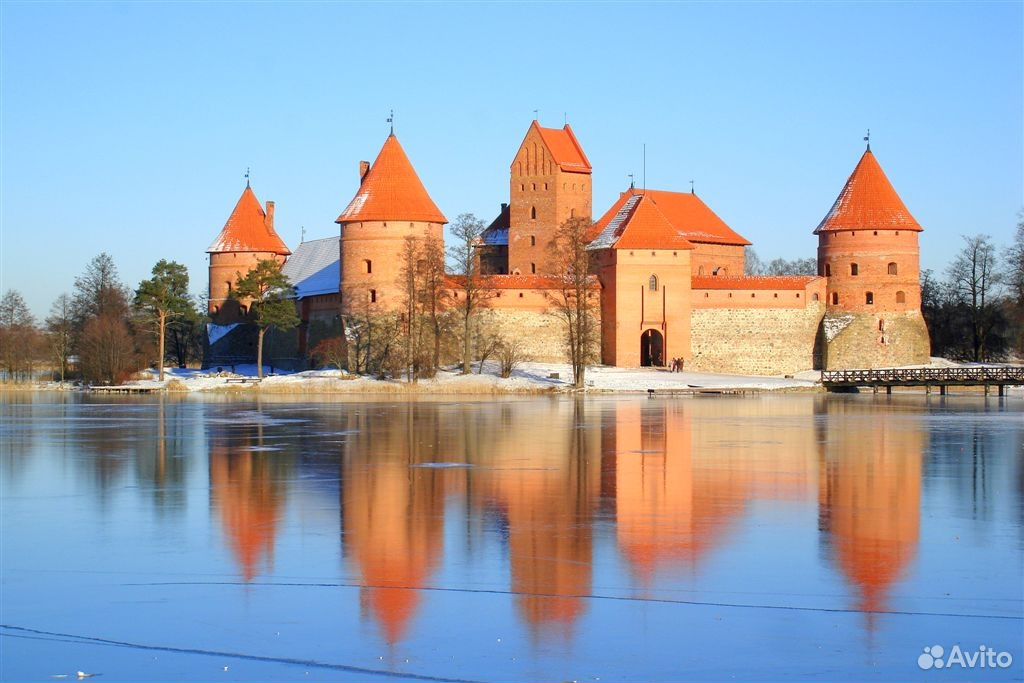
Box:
[1,393,1021,682]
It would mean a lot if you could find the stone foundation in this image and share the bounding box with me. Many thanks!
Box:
[689,303,826,376]
[822,310,930,370]
[476,308,584,364]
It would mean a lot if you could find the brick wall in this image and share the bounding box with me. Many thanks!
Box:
[690,302,826,376]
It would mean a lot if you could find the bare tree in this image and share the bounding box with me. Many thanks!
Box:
[397,236,423,382]
[45,293,74,381]
[78,313,142,385]
[496,336,530,378]
[947,234,1003,361]
[420,234,449,374]
[546,216,599,388]
[449,213,495,373]
[0,290,39,382]
[233,260,299,378]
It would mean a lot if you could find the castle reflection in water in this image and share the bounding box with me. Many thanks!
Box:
[203,397,930,647]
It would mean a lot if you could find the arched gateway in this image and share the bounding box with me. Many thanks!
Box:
[641,329,664,367]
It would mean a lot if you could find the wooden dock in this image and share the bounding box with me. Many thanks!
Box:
[88,385,160,394]
[821,367,1024,395]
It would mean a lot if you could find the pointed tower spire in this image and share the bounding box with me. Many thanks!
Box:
[864,129,871,152]
[207,185,291,254]
[814,149,922,234]
[336,134,447,224]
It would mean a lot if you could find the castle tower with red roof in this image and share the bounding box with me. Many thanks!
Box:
[207,183,292,323]
[506,121,592,276]
[336,133,447,314]
[816,146,930,368]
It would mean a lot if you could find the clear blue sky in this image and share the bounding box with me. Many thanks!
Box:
[2,1,1021,316]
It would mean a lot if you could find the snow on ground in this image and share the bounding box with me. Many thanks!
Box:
[132,361,818,394]
[116,356,1024,395]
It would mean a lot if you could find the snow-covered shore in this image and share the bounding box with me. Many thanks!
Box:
[116,361,818,394]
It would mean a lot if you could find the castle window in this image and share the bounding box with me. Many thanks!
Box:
[796,293,800,298]
[865,292,874,305]
[896,290,906,304]
[774,293,778,298]
[531,263,536,274]
[570,208,576,218]
[888,262,898,275]
[532,183,537,191]
[728,293,733,298]
[520,184,525,191]
[226,281,232,293]
[704,293,709,298]
[518,292,524,298]
[751,293,756,298]
[573,183,577,190]
[832,292,839,305]
[649,275,659,292]
[879,320,885,331]
[812,293,819,302]
[530,206,537,220]
[850,263,859,276]
[823,263,831,276]
[530,235,536,246]
[873,231,878,236]
[698,266,705,276]
[369,289,377,303]
[544,183,548,190]
[364,259,372,274]
[563,183,567,190]
[582,183,586,190]
[212,305,219,314]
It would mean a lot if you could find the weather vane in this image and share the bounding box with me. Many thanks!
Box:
[245,167,250,188]
[387,109,394,135]
[864,128,871,151]
[690,179,695,195]
[533,109,539,121]
[628,173,635,189]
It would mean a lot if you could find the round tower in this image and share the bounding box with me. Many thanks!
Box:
[207,183,291,324]
[815,145,930,369]
[336,133,447,315]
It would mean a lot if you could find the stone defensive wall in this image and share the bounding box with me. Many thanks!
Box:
[689,276,828,376]
[460,275,602,364]
[821,310,930,370]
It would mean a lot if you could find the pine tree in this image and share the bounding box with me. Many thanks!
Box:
[135,260,192,380]
[234,260,299,378]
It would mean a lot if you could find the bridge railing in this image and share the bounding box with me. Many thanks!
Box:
[821,367,1024,385]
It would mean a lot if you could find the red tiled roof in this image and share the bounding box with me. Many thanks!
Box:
[691,275,819,290]
[336,134,447,225]
[207,185,291,255]
[609,195,696,251]
[592,188,750,246]
[445,274,597,290]
[529,122,592,174]
[815,150,922,234]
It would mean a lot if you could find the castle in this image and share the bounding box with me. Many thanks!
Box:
[205,121,931,374]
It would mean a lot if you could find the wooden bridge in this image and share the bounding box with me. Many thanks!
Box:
[821,366,1024,395]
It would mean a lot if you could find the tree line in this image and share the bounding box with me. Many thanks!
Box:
[922,224,1023,362]
[0,254,206,384]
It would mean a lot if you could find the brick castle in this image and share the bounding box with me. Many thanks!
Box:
[205,121,931,374]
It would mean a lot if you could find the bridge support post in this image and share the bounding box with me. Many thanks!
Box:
[873,385,879,394]
[886,385,892,395]
[925,385,931,394]
[999,385,1005,397]
[940,385,947,396]
[984,385,990,396]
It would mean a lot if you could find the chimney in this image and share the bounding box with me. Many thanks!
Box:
[359,161,370,183]
[265,201,275,232]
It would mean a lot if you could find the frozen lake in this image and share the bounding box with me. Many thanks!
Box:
[1,393,1021,682]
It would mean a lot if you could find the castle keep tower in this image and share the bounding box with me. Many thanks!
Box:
[207,183,291,323]
[507,121,592,276]
[816,146,930,369]
[336,133,447,315]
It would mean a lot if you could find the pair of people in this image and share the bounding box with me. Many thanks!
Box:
[670,357,685,373]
